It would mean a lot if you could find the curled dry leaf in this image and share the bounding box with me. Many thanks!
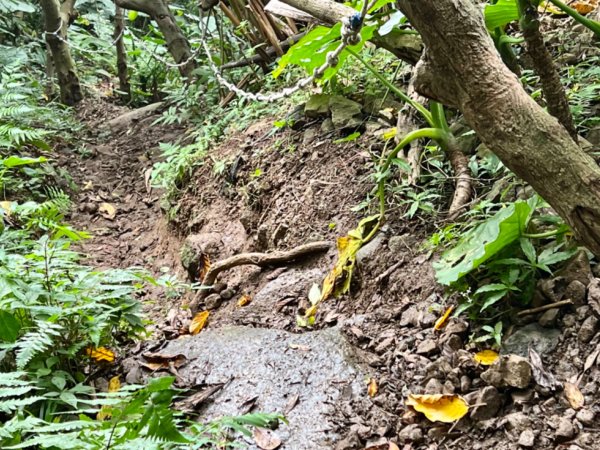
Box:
[198,253,211,281]
[405,394,469,423]
[253,428,282,450]
[529,347,560,390]
[368,378,378,398]
[98,202,117,220]
[434,305,455,330]
[474,349,499,366]
[189,310,210,335]
[564,382,584,410]
[140,352,187,371]
[86,347,115,363]
[238,294,252,307]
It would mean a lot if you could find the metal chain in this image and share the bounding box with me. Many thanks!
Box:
[196,2,370,103]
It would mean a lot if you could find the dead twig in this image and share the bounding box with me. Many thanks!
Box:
[375,258,405,284]
[516,299,573,317]
[190,241,331,312]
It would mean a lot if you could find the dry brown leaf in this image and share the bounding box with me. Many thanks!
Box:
[189,310,210,335]
[99,202,117,220]
[368,378,378,398]
[284,394,300,415]
[434,305,454,331]
[141,352,187,371]
[237,294,252,307]
[405,394,469,423]
[86,347,115,363]
[198,253,211,281]
[144,168,153,193]
[253,428,282,450]
[473,349,499,366]
[564,382,584,410]
[529,348,560,390]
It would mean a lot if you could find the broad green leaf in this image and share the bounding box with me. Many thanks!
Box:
[519,238,536,263]
[434,201,533,285]
[2,155,47,168]
[369,0,396,13]
[0,310,20,342]
[474,283,508,294]
[481,291,508,310]
[484,0,520,30]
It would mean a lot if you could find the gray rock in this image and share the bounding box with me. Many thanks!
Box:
[578,316,599,343]
[502,323,561,357]
[356,230,386,266]
[305,94,331,118]
[205,293,222,310]
[555,418,576,442]
[539,308,559,327]
[586,126,600,147]
[320,118,334,133]
[470,386,502,421]
[518,429,535,447]
[302,129,318,146]
[416,339,438,356]
[161,327,364,449]
[400,305,420,327]
[397,424,423,444]
[558,250,592,286]
[504,412,531,432]
[576,409,595,426]
[460,375,471,393]
[565,280,586,306]
[329,95,362,130]
[587,278,600,317]
[481,355,532,389]
[220,288,235,300]
[388,234,419,253]
[424,378,444,394]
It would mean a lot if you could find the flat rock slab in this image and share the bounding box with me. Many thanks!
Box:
[162,326,365,449]
[502,323,561,357]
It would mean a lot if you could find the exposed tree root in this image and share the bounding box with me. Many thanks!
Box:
[189,241,331,312]
[445,137,473,220]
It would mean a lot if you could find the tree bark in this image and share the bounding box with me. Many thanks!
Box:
[114,3,131,100]
[395,0,600,254]
[40,0,83,105]
[115,0,196,78]
[519,0,577,140]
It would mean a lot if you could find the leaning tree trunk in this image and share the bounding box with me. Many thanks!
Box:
[115,0,195,78]
[395,0,600,254]
[280,0,600,255]
[40,0,83,106]
[114,3,131,100]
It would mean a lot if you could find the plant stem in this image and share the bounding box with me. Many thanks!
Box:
[346,47,433,125]
[522,229,566,239]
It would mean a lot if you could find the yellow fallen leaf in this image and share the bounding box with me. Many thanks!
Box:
[382,127,397,141]
[86,347,115,363]
[368,378,378,398]
[0,201,13,214]
[405,394,469,423]
[189,310,210,335]
[99,202,117,220]
[474,349,500,366]
[540,0,597,14]
[564,382,584,410]
[108,376,120,392]
[238,294,252,307]
[434,305,455,330]
[82,180,94,191]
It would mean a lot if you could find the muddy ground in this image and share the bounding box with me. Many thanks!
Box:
[64,97,600,450]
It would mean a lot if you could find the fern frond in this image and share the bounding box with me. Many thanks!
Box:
[0,395,46,413]
[0,386,36,398]
[15,321,62,369]
[0,371,29,386]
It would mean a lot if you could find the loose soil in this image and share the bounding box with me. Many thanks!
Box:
[66,98,600,450]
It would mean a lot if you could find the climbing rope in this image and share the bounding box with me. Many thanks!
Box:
[44,19,126,55]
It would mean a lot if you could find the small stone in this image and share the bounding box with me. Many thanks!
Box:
[220,289,235,300]
[400,306,420,327]
[443,319,469,336]
[125,366,142,384]
[470,386,502,421]
[302,129,318,146]
[518,429,535,447]
[558,250,592,286]
[460,375,471,393]
[320,118,334,133]
[445,334,463,351]
[416,339,438,356]
[504,412,531,432]
[397,424,423,444]
[212,282,227,293]
[329,95,362,130]
[555,418,575,442]
[565,280,586,306]
[205,294,222,310]
[576,409,595,426]
[481,355,532,389]
[271,222,289,246]
[502,323,560,356]
[563,314,577,327]
[578,316,599,343]
[424,378,444,394]
[539,308,559,327]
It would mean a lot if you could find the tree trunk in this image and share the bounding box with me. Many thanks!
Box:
[114,3,131,100]
[395,0,600,254]
[40,0,83,106]
[115,0,195,78]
